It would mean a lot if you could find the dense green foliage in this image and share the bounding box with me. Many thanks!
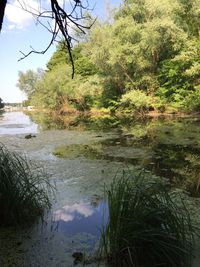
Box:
[101,170,194,267]
[18,0,200,113]
[0,144,53,226]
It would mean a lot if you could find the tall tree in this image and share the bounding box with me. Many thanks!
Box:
[85,0,187,95]
[17,69,44,99]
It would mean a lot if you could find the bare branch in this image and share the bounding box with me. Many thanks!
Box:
[18,15,58,61]
[17,0,94,78]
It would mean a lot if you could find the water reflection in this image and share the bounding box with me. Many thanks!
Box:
[0,112,38,135]
[54,202,94,223]
[27,112,86,131]
[2,111,199,195]
[27,111,146,132]
[50,116,200,195]
[52,201,107,236]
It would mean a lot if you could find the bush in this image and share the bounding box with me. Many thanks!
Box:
[119,90,151,114]
[101,170,194,267]
[182,86,200,112]
[0,144,53,227]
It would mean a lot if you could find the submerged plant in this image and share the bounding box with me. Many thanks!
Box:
[0,144,54,227]
[101,170,195,267]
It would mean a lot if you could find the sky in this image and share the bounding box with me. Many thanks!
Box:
[0,0,121,103]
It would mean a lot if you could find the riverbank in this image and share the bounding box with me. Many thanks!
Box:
[22,106,200,120]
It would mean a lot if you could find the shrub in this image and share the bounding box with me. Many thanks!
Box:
[101,170,194,267]
[182,86,200,112]
[0,144,53,227]
[119,90,151,114]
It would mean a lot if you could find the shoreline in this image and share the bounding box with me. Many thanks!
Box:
[2,107,200,119]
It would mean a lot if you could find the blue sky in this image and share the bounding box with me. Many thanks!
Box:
[0,0,121,103]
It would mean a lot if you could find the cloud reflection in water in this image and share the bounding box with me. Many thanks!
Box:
[53,201,106,236]
[54,202,94,222]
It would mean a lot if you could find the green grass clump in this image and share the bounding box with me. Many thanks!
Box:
[0,144,53,227]
[101,170,194,267]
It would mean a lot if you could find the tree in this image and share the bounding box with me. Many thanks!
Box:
[157,39,200,109]
[17,69,44,99]
[30,62,102,112]
[80,0,200,111]
[7,0,200,113]
[36,41,100,110]
[46,41,70,72]
[46,41,96,76]
[85,0,187,96]
[176,0,200,37]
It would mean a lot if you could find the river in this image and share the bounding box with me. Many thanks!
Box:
[0,111,200,266]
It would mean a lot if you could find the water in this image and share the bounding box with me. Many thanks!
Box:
[0,111,38,135]
[0,111,200,266]
[0,112,115,267]
[53,201,107,236]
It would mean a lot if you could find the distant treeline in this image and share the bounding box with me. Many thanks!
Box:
[4,103,21,107]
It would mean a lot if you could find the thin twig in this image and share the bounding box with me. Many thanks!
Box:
[17,0,94,78]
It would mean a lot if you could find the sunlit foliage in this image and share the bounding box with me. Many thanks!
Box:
[18,0,200,113]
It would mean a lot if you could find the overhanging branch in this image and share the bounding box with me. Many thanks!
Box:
[17,0,94,78]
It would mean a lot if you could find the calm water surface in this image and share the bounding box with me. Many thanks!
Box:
[0,111,200,266]
[0,111,38,135]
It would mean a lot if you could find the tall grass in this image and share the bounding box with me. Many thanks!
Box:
[0,144,54,227]
[101,170,195,267]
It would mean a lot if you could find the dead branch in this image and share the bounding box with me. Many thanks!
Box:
[17,0,94,78]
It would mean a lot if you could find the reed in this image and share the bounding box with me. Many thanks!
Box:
[101,170,194,267]
[0,144,53,226]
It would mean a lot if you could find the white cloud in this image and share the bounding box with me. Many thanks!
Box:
[5,0,41,29]
[8,24,16,30]
[5,0,74,31]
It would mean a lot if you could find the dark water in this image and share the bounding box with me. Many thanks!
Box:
[1,111,200,266]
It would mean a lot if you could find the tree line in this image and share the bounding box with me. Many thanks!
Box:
[17,0,200,114]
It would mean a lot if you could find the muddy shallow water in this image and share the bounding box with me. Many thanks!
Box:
[1,111,200,266]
